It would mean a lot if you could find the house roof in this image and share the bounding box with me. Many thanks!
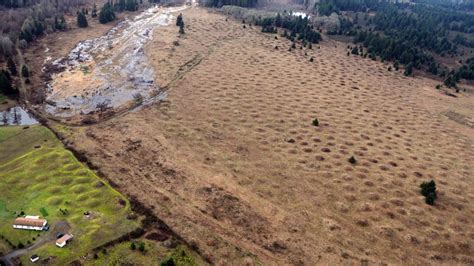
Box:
[56,234,73,245]
[13,217,47,227]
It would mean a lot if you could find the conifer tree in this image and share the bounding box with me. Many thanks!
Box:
[77,11,88,28]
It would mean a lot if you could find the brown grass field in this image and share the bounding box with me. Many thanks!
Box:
[36,6,474,265]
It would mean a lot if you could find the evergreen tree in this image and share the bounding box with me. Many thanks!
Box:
[92,4,98,17]
[7,58,17,76]
[118,0,126,11]
[99,3,116,24]
[77,11,88,28]
[21,64,29,78]
[0,69,16,95]
[404,63,413,76]
[176,13,184,27]
[125,0,137,11]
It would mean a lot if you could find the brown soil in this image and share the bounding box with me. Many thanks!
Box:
[44,6,474,265]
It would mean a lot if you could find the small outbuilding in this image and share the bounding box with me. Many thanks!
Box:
[30,254,39,263]
[56,234,73,248]
[13,216,48,231]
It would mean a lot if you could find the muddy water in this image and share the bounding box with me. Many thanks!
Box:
[0,106,38,126]
[45,5,187,118]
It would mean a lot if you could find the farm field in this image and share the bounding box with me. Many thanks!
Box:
[0,125,140,264]
[7,1,474,265]
[49,6,474,265]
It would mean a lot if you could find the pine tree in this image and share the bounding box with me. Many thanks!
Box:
[21,64,29,78]
[7,58,17,76]
[176,13,184,27]
[404,63,413,76]
[125,0,137,11]
[99,3,116,24]
[77,11,88,28]
[0,69,15,95]
[92,4,98,17]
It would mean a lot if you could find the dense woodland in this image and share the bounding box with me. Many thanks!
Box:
[204,0,258,8]
[0,0,149,97]
[256,13,322,44]
[315,0,474,88]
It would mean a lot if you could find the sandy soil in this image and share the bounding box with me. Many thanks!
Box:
[47,6,474,265]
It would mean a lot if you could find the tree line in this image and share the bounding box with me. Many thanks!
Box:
[0,0,147,99]
[322,0,474,87]
[256,13,322,44]
[204,0,258,8]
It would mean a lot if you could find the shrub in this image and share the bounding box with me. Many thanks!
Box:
[138,242,145,252]
[312,118,319,127]
[348,156,357,164]
[160,257,176,266]
[130,242,136,250]
[160,257,175,266]
[420,180,437,205]
[93,253,99,259]
[21,65,29,77]
[18,242,24,248]
[133,93,143,104]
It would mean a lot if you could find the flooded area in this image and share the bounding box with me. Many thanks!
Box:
[44,5,187,118]
[0,106,38,126]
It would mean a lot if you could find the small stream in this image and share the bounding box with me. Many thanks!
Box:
[0,106,38,126]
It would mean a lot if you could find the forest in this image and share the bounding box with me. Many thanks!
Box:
[315,0,474,88]
[256,13,322,44]
[0,0,151,97]
[204,0,258,8]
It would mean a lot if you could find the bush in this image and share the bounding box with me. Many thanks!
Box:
[130,242,136,250]
[348,156,356,164]
[21,65,29,77]
[160,257,175,266]
[312,118,319,127]
[18,242,24,249]
[93,253,99,259]
[138,242,145,252]
[420,180,437,205]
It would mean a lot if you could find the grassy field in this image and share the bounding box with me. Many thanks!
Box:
[0,125,140,264]
[90,240,205,265]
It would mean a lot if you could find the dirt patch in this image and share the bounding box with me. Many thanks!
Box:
[445,110,474,128]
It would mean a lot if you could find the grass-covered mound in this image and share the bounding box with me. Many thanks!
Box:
[0,125,139,264]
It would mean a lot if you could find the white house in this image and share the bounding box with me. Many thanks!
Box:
[13,216,48,231]
[56,234,73,248]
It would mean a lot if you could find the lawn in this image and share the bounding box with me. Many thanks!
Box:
[0,125,140,264]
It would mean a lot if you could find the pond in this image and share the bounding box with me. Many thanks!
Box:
[0,106,39,126]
